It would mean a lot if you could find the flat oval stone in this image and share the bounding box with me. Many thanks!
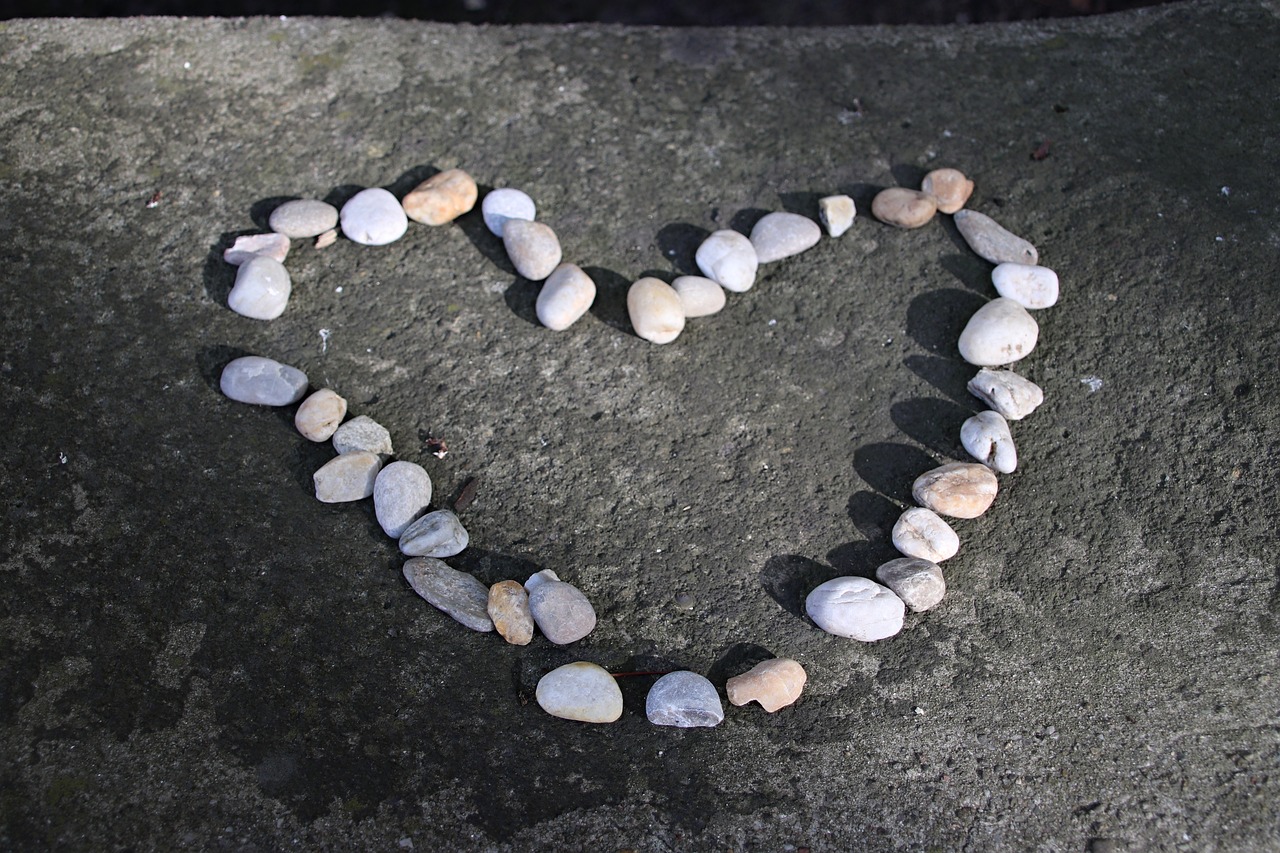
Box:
[313,450,382,503]
[487,580,534,646]
[373,461,433,538]
[892,507,960,563]
[875,557,946,612]
[269,199,338,238]
[294,388,347,442]
[695,229,758,293]
[992,262,1059,309]
[645,671,723,728]
[818,195,856,237]
[961,410,1018,473]
[227,255,291,321]
[805,576,905,641]
[536,263,596,331]
[503,219,562,281]
[627,277,685,344]
[340,187,408,246]
[524,569,561,593]
[671,275,726,318]
[967,368,1044,420]
[401,169,478,226]
[398,509,469,558]
[749,212,821,263]
[223,232,290,265]
[726,658,807,712]
[332,415,393,457]
[536,662,622,723]
[220,356,308,406]
[913,462,999,519]
[871,188,937,229]
[920,168,974,214]
[958,297,1039,366]
[481,187,536,237]
[402,557,494,632]
[954,209,1039,265]
[528,580,596,645]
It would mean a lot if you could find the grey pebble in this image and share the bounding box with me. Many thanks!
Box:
[332,415,393,456]
[313,451,382,503]
[373,461,433,538]
[875,557,946,612]
[645,671,724,728]
[399,509,469,557]
[954,209,1039,265]
[227,255,291,320]
[524,569,561,593]
[269,199,339,239]
[749,211,821,263]
[967,368,1044,421]
[220,356,308,406]
[481,187,536,237]
[402,557,494,632]
[503,219,562,281]
[528,580,596,645]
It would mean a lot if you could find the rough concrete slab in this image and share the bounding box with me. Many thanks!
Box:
[1,3,1278,849]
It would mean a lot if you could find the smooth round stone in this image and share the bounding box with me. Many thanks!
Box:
[220,356,308,406]
[749,212,821,263]
[818,195,856,237]
[962,410,1018,473]
[992,262,1059,309]
[671,275,726,318]
[536,662,622,724]
[294,388,347,442]
[627,277,685,344]
[528,580,596,645]
[920,168,974,214]
[967,368,1045,420]
[339,188,408,246]
[487,580,534,646]
[805,576,905,641]
[332,415,393,457]
[481,188,536,237]
[398,509,469,557]
[871,188,937,229]
[524,569,561,593]
[313,451,382,503]
[402,557,494,632]
[695,230,758,293]
[503,219,562,281]
[876,557,946,613]
[958,297,1039,366]
[726,658,807,713]
[913,463,999,519]
[954,209,1039,265]
[227,255,291,320]
[536,263,596,331]
[401,169,478,226]
[891,507,960,563]
[645,671,724,728]
[269,199,338,238]
[373,461,433,538]
[223,232,290,265]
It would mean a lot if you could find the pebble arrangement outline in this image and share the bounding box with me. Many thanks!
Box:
[217,166,1055,726]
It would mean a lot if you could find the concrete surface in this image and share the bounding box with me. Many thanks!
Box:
[1,3,1278,850]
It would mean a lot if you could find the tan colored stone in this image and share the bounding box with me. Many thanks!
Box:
[871,188,937,229]
[912,463,999,519]
[488,580,534,646]
[726,659,807,712]
[921,168,975,214]
[314,228,338,249]
[627,277,685,344]
[294,388,347,442]
[401,168,478,226]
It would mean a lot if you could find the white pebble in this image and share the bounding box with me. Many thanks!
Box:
[223,232,290,266]
[528,580,597,645]
[818,195,856,237]
[373,461,433,538]
[992,262,1059,309]
[294,388,347,442]
[645,671,724,728]
[671,275,726,318]
[313,451,382,503]
[805,576,905,641]
[695,230,758,293]
[967,368,1044,420]
[332,415,393,457]
[961,410,1018,473]
[481,188,536,237]
[749,212,821,263]
[503,220,562,281]
[627,277,685,344]
[269,199,339,239]
[227,256,291,320]
[875,557,946,612]
[891,507,960,563]
[219,356,308,406]
[339,188,408,246]
[536,263,596,330]
[958,297,1039,366]
[954,209,1038,265]
[536,662,623,723]
[399,509,469,557]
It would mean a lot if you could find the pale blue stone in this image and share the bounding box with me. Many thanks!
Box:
[645,671,723,728]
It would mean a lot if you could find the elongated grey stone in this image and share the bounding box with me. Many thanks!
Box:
[645,671,724,728]
[954,209,1039,265]
[399,509,469,557]
[528,580,596,645]
[373,461,433,538]
[749,211,821,263]
[875,557,946,612]
[503,219,562,281]
[402,557,494,632]
[269,199,338,239]
[220,356,308,406]
[536,263,596,331]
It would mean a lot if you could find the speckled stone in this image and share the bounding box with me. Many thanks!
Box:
[227,256,291,320]
[313,451,382,503]
[536,662,623,723]
[645,671,724,728]
[332,415,393,457]
[967,369,1045,421]
[503,219,562,281]
[726,659,807,712]
[294,389,347,442]
[875,557,947,612]
[402,557,494,632]
[749,212,821,263]
[398,509,469,558]
[220,356,308,406]
[536,263,596,331]
[487,580,534,646]
[339,187,408,246]
[695,229,758,292]
[627,277,685,344]
[401,169,477,226]
[891,507,960,563]
[912,463,999,519]
[481,187,536,237]
[805,576,905,641]
[269,199,339,238]
[958,298,1039,366]
[373,461,433,538]
[528,580,596,645]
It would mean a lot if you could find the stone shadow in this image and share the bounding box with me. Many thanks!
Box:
[248,194,299,230]
[656,222,709,275]
[891,397,971,459]
[852,441,938,505]
[904,353,976,405]
[906,287,986,355]
[834,181,881,214]
[941,251,992,295]
[778,190,826,219]
[706,641,777,686]
[890,162,928,190]
[584,265,635,334]
[729,207,770,235]
[760,554,834,619]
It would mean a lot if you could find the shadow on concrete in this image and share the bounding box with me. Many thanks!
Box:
[656,222,709,275]
[202,230,257,307]
[852,441,938,505]
[906,287,986,355]
[706,641,777,685]
[941,250,993,294]
[903,353,977,405]
[891,397,971,459]
[584,265,635,334]
[760,554,832,619]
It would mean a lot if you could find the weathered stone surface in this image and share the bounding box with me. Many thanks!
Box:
[227,255,290,320]
[671,275,726,318]
[749,211,821,263]
[725,658,807,713]
[220,356,308,406]
[503,219,562,281]
[805,576,905,641]
[627,277,684,343]
[958,297,1039,366]
[373,460,433,538]
[954,209,1039,265]
[695,229,757,292]
[818,195,856,237]
[645,671,724,728]
[402,557,493,632]
[268,199,338,238]
[223,232,290,265]
[961,410,1018,473]
[401,169,477,225]
[536,263,596,331]
[487,580,534,645]
[871,187,936,228]
[294,388,347,442]
[332,415,393,456]
[313,450,382,503]
[967,368,1045,420]
[912,463,999,519]
[528,580,596,645]
[535,662,622,723]
[339,187,408,246]
[398,509,469,557]
[892,507,960,563]
[920,168,974,214]
[875,557,946,612]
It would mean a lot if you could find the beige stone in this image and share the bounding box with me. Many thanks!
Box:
[536,263,596,331]
[314,228,338,249]
[401,168,478,225]
[488,580,534,645]
[313,451,382,503]
[294,388,348,442]
[912,463,999,519]
[503,219,562,281]
[871,188,937,229]
[921,168,975,214]
[671,275,726,318]
[627,277,685,344]
[726,659,807,712]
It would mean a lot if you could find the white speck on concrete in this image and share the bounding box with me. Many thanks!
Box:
[1081,375,1104,393]
[319,328,331,353]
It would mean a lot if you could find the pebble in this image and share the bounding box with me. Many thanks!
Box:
[958,297,1039,366]
[535,662,623,723]
[875,557,946,612]
[487,580,534,645]
[373,461,433,538]
[503,219,562,281]
[805,576,905,641]
[920,168,974,214]
[695,229,758,292]
[627,277,685,344]
[961,410,1018,473]
[294,388,348,442]
[528,580,596,645]
[871,188,937,229]
[314,228,338,249]
[536,263,596,330]
[398,509,469,557]
[912,463,999,519]
[725,658,807,712]
[219,355,308,406]
[481,188,536,237]
[524,569,561,593]
[227,256,291,320]
[268,199,338,238]
[223,232,290,265]
[671,275,726,318]
[332,415,393,457]
[313,450,382,503]
[645,671,724,728]
[749,212,821,263]
[992,262,1059,309]
[402,557,494,632]
[339,188,408,246]
[818,195,856,237]
[967,368,1045,420]
[891,507,960,563]
[401,169,478,226]
[954,209,1038,265]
